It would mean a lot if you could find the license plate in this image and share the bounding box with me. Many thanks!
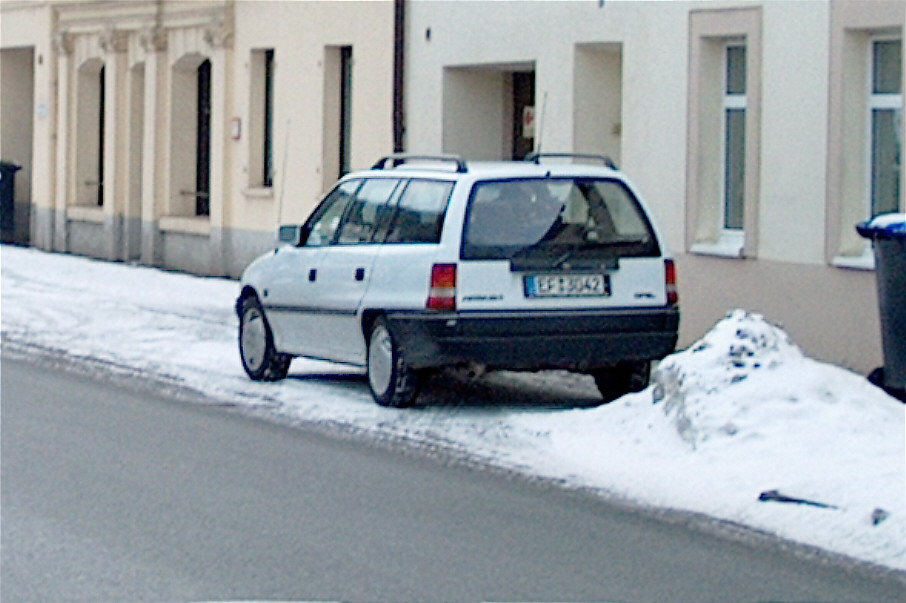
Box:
[524,273,611,298]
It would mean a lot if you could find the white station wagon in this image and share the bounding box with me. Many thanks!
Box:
[237,154,679,407]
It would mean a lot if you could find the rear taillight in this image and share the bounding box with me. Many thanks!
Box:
[665,259,678,306]
[427,263,457,311]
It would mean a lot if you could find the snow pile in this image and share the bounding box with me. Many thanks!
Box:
[1,246,904,572]
[520,310,905,570]
[653,309,805,448]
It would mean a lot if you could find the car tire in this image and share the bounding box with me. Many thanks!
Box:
[367,318,421,408]
[593,361,650,403]
[239,296,291,381]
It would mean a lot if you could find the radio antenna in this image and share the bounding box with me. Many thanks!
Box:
[277,118,291,225]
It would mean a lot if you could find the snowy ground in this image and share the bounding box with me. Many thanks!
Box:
[1,244,904,573]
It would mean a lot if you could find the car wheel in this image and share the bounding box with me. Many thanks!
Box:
[593,361,650,403]
[367,318,421,408]
[239,296,291,381]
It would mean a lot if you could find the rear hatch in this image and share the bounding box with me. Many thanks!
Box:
[457,176,668,311]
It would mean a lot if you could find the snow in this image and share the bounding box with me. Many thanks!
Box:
[865,212,906,233]
[2,245,904,572]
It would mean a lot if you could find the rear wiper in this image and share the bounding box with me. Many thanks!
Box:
[509,245,619,272]
[550,248,619,271]
[507,239,557,260]
[585,234,650,246]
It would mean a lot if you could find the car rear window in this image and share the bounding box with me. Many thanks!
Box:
[461,177,660,261]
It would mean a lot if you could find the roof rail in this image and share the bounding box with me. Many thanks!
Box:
[371,154,468,173]
[523,153,618,170]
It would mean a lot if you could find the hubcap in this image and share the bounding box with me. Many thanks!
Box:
[241,307,267,372]
[368,324,394,395]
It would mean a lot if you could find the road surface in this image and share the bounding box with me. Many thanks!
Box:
[2,353,903,602]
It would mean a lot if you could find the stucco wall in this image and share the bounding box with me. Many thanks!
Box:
[402,0,900,373]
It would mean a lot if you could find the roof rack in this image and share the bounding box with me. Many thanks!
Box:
[523,153,618,170]
[371,154,468,173]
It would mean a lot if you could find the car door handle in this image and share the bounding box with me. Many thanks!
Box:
[355,267,366,281]
[308,269,317,282]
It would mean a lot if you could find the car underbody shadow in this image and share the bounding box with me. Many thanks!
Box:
[283,364,604,410]
[415,368,604,411]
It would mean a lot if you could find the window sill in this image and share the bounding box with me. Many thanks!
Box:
[159,215,211,236]
[66,205,105,223]
[244,186,274,201]
[690,235,745,259]
[832,253,875,271]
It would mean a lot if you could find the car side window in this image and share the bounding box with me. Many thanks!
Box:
[335,178,401,245]
[304,180,361,247]
[385,180,454,244]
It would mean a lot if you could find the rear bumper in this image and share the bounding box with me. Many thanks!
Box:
[383,306,679,371]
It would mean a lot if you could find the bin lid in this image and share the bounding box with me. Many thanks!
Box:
[0,160,22,172]
[856,213,906,240]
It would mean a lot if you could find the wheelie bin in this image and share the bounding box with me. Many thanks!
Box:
[857,213,906,402]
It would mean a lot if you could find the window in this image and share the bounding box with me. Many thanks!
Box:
[74,59,106,208]
[336,178,400,244]
[462,178,658,260]
[249,49,275,188]
[826,2,903,268]
[722,44,746,236]
[869,37,902,218]
[169,54,213,219]
[304,180,361,247]
[385,180,454,244]
[263,49,275,187]
[196,59,212,216]
[338,46,353,179]
[686,8,761,259]
[322,45,354,190]
[97,65,106,207]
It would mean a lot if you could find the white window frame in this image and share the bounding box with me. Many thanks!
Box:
[687,8,761,259]
[690,36,754,259]
[866,35,902,218]
[718,40,747,254]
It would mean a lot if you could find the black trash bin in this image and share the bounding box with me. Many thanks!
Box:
[0,161,22,244]
[857,213,906,402]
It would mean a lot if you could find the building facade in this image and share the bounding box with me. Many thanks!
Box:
[2,0,904,373]
[1,0,397,276]
[403,0,904,372]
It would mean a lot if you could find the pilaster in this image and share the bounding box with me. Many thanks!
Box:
[139,27,167,266]
[206,18,232,276]
[51,31,73,252]
[100,26,128,261]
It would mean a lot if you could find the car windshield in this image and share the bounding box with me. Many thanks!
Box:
[461,177,659,261]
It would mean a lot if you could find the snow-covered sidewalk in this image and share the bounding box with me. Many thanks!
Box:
[2,245,904,572]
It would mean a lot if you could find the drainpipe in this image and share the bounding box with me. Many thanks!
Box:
[393,0,405,152]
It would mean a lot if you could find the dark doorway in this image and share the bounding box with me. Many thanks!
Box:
[511,71,535,160]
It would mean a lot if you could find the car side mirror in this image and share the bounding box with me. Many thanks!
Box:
[277,225,303,246]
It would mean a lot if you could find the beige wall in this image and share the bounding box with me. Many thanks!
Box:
[230,0,395,232]
[1,0,396,275]
[0,1,53,246]
[675,253,883,372]
[404,0,903,373]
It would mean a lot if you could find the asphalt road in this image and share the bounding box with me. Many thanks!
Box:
[2,353,903,603]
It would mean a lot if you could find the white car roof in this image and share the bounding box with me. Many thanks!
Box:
[349,154,623,182]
